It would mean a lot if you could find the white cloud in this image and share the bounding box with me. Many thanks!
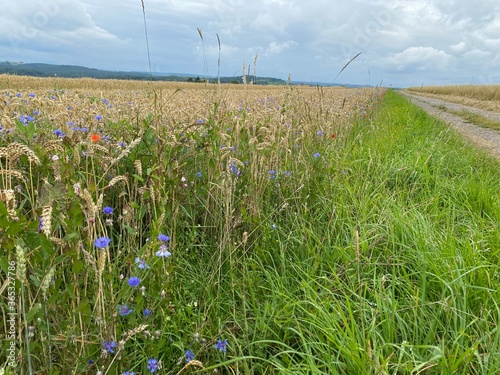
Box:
[1,0,500,86]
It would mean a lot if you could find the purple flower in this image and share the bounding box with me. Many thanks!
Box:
[19,114,34,125]
[157,234,170,242]
[94,236,111,249]
[103,340,116,354]
[28,93,35,98]
[155,244,171,258]
[52,129,66,138]
[135,257,150,269]
[122,372,135,375]
[128,276,140,287]
[185,349,195,363]
[118,304,133,316]
[313,152,321,158]
[215,339,228,352]
[144,308,151,317]
[95,115,102,121]
[147,358,158,373]
[103,206,113,215]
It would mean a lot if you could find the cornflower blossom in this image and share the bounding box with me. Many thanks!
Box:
[157,234,170,242]
[128,276,140,287]
[103,340,116,354]
[313,152,321,158]
[118,305,133,316]
[135,257,149,269]
[185,349,195,363]
[147,358,159,373]
[215,339,228,352]
[103,206,113,215]
[52,129,65,138]
[94,237,111,249]
[144,309,152,317]
[155,244,171,258]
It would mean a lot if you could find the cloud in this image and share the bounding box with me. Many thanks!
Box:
[1,0,500,86]
[264,40,299,55]
[386,46,453,71]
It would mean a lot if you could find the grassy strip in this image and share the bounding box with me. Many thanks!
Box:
[221,90,500,374]
[442,108,500,131]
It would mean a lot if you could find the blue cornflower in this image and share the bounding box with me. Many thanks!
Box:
[95,115,102,120]
[197,119,204,124]
[185,349,195,363]
[313,152,321,158]
[283,171,291,176]
[118,304,133,316]
[122,372,135,375]
[144,308,152,317]
[269,170,276,179]
[19,114,34,125]
[94,236,111,249]
[103,340,116,354]
[229,163,241,177]
[103,206,113,215]
[155,244,171,258]
[135,257,150,269]
[316,130,324,136]
[28,93,35,98]
[157,234,170,242]
[196,171,202,178]
[128,276,140,287]
[52,129,66,138]
[33,110,39,115]
[215,339,228,352]
[147,358,159,373]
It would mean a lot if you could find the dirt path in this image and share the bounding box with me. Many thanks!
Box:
[399,91,500,162]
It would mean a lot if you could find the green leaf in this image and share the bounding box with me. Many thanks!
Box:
[25,303,42,323]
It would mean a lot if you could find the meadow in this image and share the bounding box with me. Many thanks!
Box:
[1,76,500,375]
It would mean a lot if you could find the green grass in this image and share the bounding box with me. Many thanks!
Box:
[2,89,500,374]
[445,109,500,131]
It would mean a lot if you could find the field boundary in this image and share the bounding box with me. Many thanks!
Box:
[398,91,500,162]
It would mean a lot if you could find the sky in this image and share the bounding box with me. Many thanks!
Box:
[1,0,500,88]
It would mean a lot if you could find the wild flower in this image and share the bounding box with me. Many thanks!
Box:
[103,340,116,354]
[90,134,101,142]
[135,257,150,269]
[314,152,321,158]
[122,372,135,375]
[147,358,158,373]
[128,276,140,287]
[215,339,228,352]
[94,237,111,249]
[103,206,113,215]
[95,115,103,121]
[52,129,66,138]
[229,163,241,177]
[316,130,324,136]
[269,170,276,179]
[118,305,133,316]
[185,349,195,363]
[19,114,34,125]
[155,244,171,258]
[28,93,35,98]
[157,234,170,242]
[144,308,152,317]
[196,171,202,178]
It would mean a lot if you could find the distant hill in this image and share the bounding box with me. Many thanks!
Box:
[0,61,287,85]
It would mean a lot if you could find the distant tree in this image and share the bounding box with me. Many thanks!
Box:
[187,77,193,82]
[195,76,201,83]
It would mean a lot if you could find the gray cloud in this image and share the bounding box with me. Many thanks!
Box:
[0,0,499,86]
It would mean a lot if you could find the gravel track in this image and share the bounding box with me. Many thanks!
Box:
[398,91,500,162]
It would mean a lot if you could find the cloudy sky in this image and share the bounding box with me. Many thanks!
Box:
[1,0,500,87]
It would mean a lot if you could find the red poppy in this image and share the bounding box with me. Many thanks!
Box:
[90,134,101,142]
[331,134,336,139]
